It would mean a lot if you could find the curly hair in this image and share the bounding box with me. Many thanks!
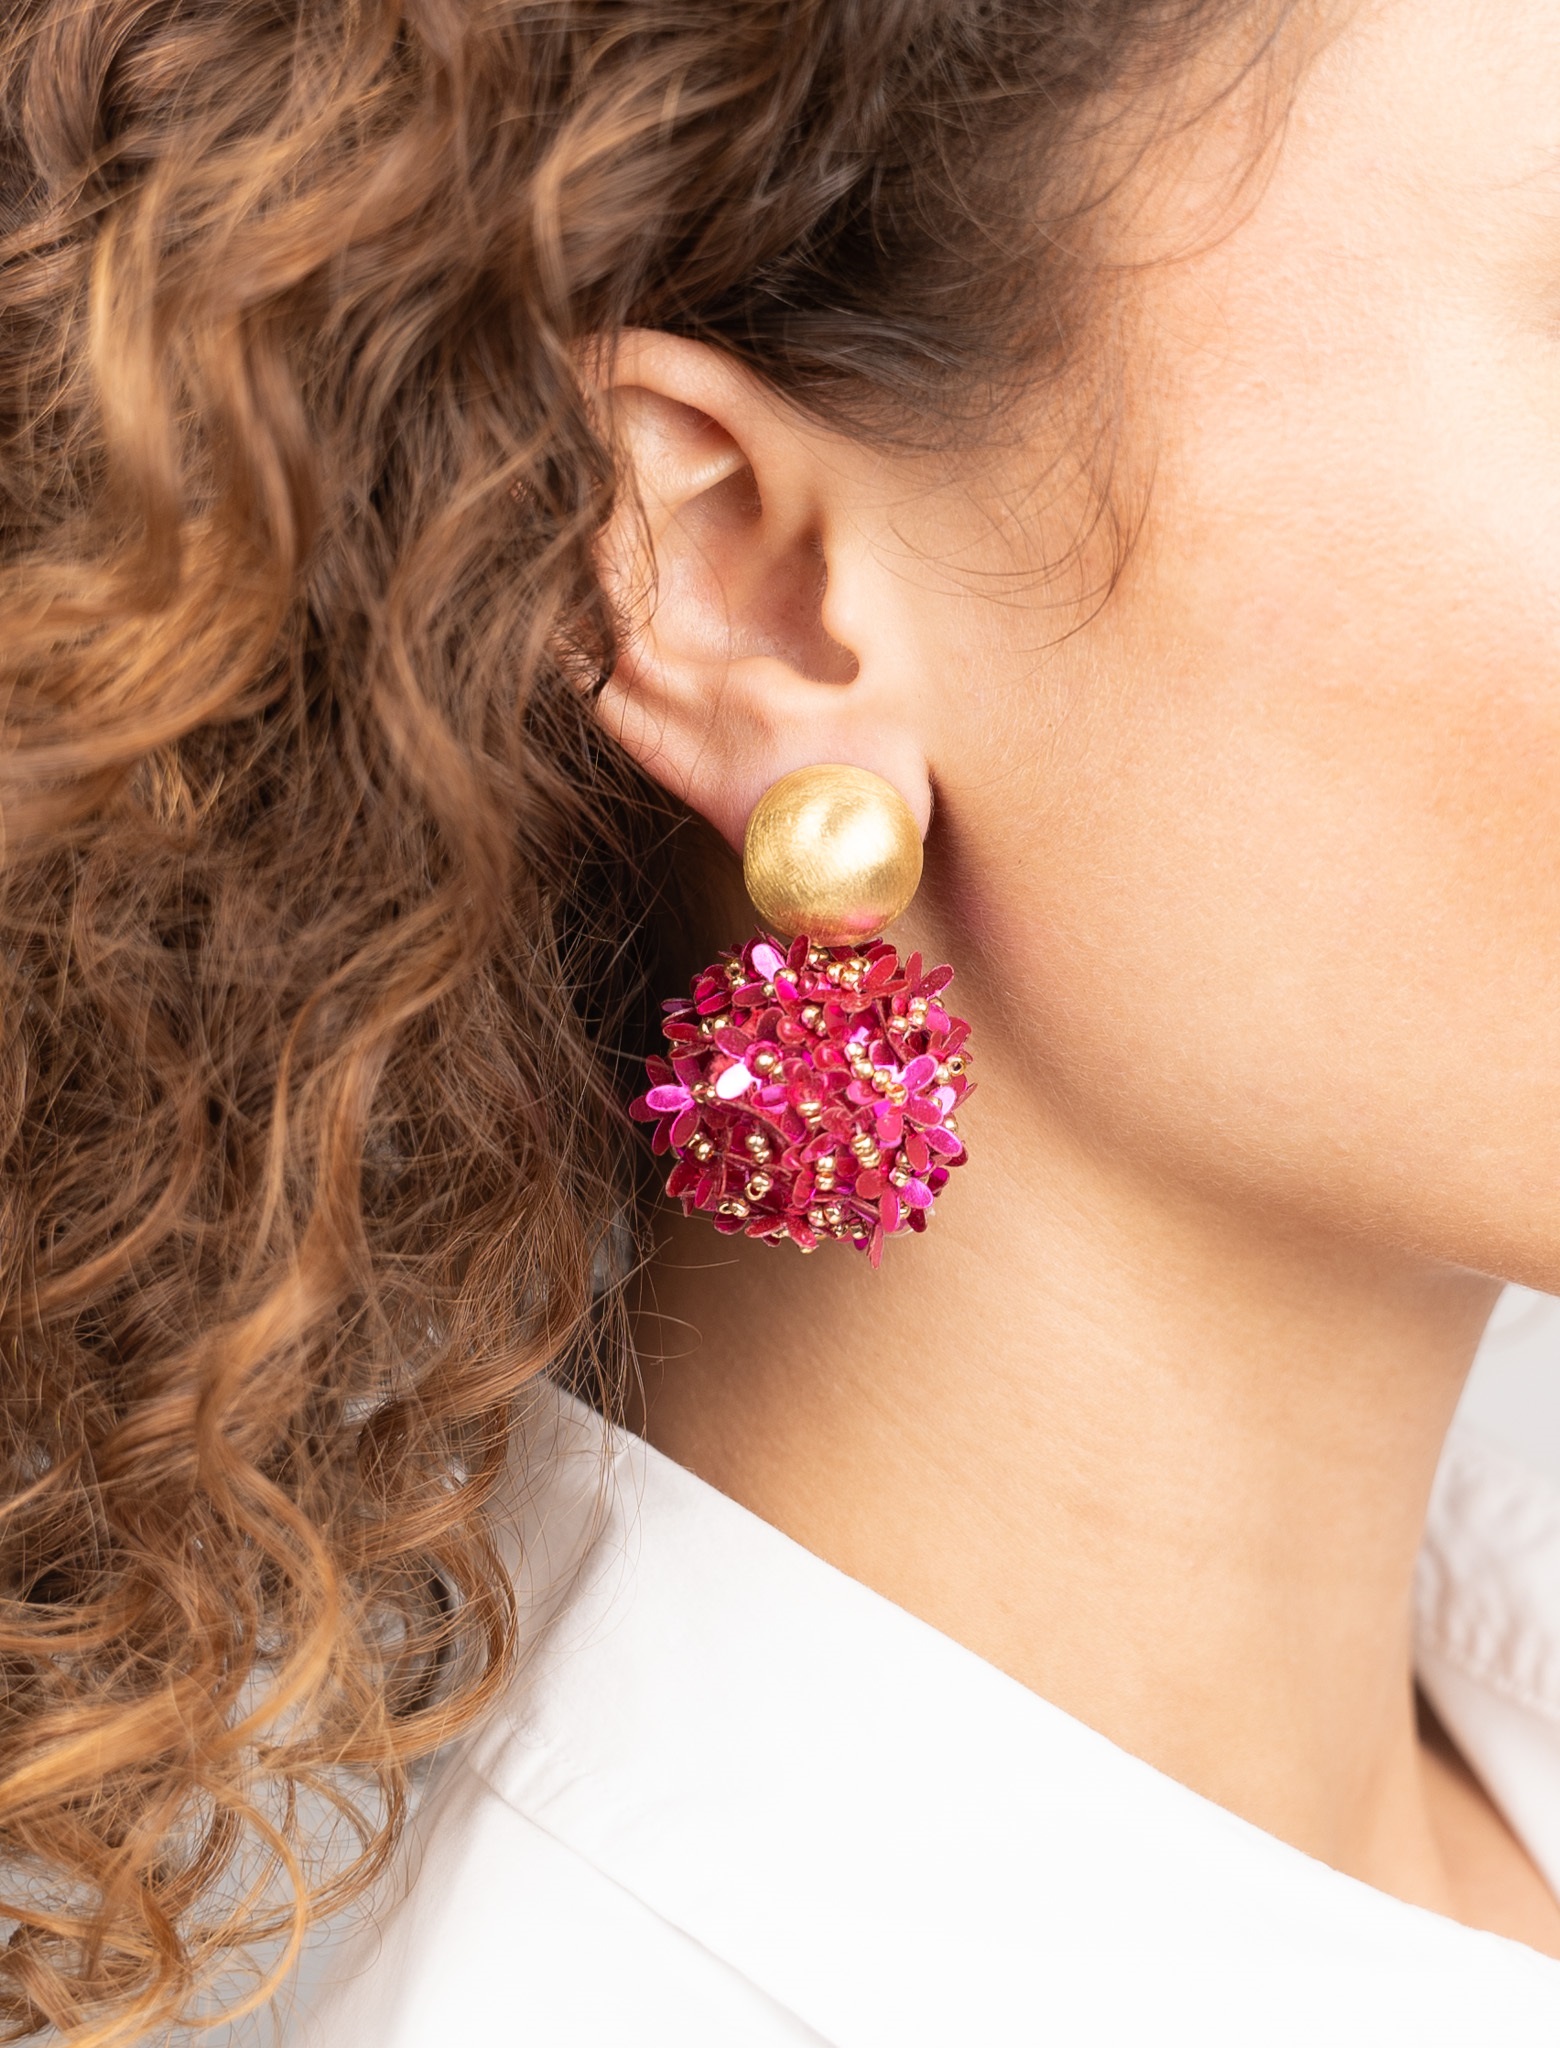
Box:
[0,0,1263,2037]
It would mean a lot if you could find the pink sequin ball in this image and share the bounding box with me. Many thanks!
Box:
[630,933,971,1263]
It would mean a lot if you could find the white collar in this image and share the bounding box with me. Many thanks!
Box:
[1417,1426,1560,1898]
[463,1390,1560,2044]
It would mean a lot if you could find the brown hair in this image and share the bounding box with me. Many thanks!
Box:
[0,1,1255,2037]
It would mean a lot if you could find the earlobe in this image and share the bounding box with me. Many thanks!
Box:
[586,330,931,850]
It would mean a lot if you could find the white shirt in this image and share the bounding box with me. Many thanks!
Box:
[295,1390,1560,2046]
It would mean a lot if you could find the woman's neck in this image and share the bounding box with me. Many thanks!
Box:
[632,997,1517,1921]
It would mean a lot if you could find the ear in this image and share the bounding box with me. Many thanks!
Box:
[588,329,933,851]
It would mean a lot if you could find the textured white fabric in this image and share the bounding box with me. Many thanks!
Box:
[1417,1427,1560,1900]
[293,1393,1560,2046]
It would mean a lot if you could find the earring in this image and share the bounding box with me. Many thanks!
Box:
[632,765,971,1262]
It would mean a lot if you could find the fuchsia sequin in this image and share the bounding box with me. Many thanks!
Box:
[630,933,972,1265]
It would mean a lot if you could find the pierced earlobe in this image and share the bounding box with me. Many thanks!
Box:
[631,765,972,1264]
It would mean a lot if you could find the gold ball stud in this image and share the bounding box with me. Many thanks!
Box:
[742,765,923,945]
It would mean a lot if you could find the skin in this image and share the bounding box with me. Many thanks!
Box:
[594,0,1560,1958]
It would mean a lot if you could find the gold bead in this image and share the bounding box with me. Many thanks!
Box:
[946,1055,966,1075]
[807,1205,829,1230]
[823,1204,843,1227]
[742,765,923,944]
[752,1046,779,1074]
[744,1131,771,1156]
[747,1171,773,1198]
[800,1004,822,1029]
[689,1134,715,1162]
[718,1197,750,1219]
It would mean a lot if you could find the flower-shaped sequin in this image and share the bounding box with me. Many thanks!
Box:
[630,933,971,1262]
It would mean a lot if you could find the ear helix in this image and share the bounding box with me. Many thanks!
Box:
[631,764,972,1263]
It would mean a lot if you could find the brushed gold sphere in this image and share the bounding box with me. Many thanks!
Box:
[742,765,923,944]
